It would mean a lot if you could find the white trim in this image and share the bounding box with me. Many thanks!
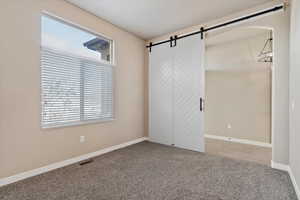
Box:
[41,46,113,67]
[41,12,116,66]
[42,11,114,43]
[271,160,289,171]
[205,134,272,148]
[288,166,300,199]
[271,161,300,199]
[0,137,149,187]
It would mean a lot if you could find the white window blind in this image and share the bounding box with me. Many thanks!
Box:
[41,47,113,128]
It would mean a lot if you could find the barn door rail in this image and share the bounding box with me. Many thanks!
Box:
[147,4,284,52]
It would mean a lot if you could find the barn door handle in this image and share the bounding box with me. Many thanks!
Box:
[200,98,204,112]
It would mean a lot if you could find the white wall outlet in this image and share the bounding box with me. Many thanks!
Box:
[227,124,232,129]
[80,136,85,143]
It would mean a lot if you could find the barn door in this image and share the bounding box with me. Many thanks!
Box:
[149,42,173,145]
[149,34,205,152]
[173,34,205,152]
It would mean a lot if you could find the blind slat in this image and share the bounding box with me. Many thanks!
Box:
[41,47,113,128]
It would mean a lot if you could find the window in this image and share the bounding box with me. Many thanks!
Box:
[41,14,114,128]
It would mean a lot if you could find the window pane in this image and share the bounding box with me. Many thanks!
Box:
[41,15,114,128]
[41,15,112,63]
[41,48,81,126]
[82,61,113,121]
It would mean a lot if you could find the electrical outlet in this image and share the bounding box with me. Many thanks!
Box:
[227,124,232,129]
[80,136,85,143]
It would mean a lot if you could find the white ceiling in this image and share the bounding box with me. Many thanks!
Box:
[66,0,274,40]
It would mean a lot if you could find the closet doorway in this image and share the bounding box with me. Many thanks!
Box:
[204,27,273,166]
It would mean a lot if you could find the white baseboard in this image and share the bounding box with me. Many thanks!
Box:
[205,134,272,148]
[288,166,300,200]
[271,160,289,171]
[0,137,149,187]
[1,137,298,199]
[271,161,300,199]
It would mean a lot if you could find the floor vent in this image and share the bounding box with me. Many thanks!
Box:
[79,159,94,166]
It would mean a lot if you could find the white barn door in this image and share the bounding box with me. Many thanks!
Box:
[149,42,173,146]
[173,35,205,152]
[149,35,205,152]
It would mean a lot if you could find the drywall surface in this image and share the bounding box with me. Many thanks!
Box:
[205,33,271,143]
[289,0,300,194]
[0,0,145,178]
[205,69,271,143]
[148,0,290,165]
[206,32,272,71]
[245,8,290,166]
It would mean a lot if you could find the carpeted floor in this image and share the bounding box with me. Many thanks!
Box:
[0,141,297,200]
[205,138,272,166]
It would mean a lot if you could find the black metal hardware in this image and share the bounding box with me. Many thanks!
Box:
[200,98,203,112]
[149,42,153,53]
[200,27,204,40]
[170,36,174,47]
[146,5,284,50]
[170,35,178,47]
[174,35,178,47]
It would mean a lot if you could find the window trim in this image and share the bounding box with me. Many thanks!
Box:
[42,117,115,130]
[40,12,115,129]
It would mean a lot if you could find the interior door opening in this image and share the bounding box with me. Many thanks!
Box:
[204,27,273,166]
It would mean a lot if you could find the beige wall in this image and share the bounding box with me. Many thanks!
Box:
[206,32,272,70]
[289,0,300,194]
[205,70,271,143]
[148,0,290,165]
[205,32,272,143]
[246,8,290,165]
[144,48,149,137]
[0,0,146,178]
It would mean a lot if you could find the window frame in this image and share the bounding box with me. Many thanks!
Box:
[40,12,115,129]
[41,11,115,66]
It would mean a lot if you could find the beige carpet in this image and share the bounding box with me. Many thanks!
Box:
[0,142,297,200]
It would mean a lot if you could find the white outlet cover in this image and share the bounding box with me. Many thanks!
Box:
[80,136,85,143]
[227,124,232,129]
